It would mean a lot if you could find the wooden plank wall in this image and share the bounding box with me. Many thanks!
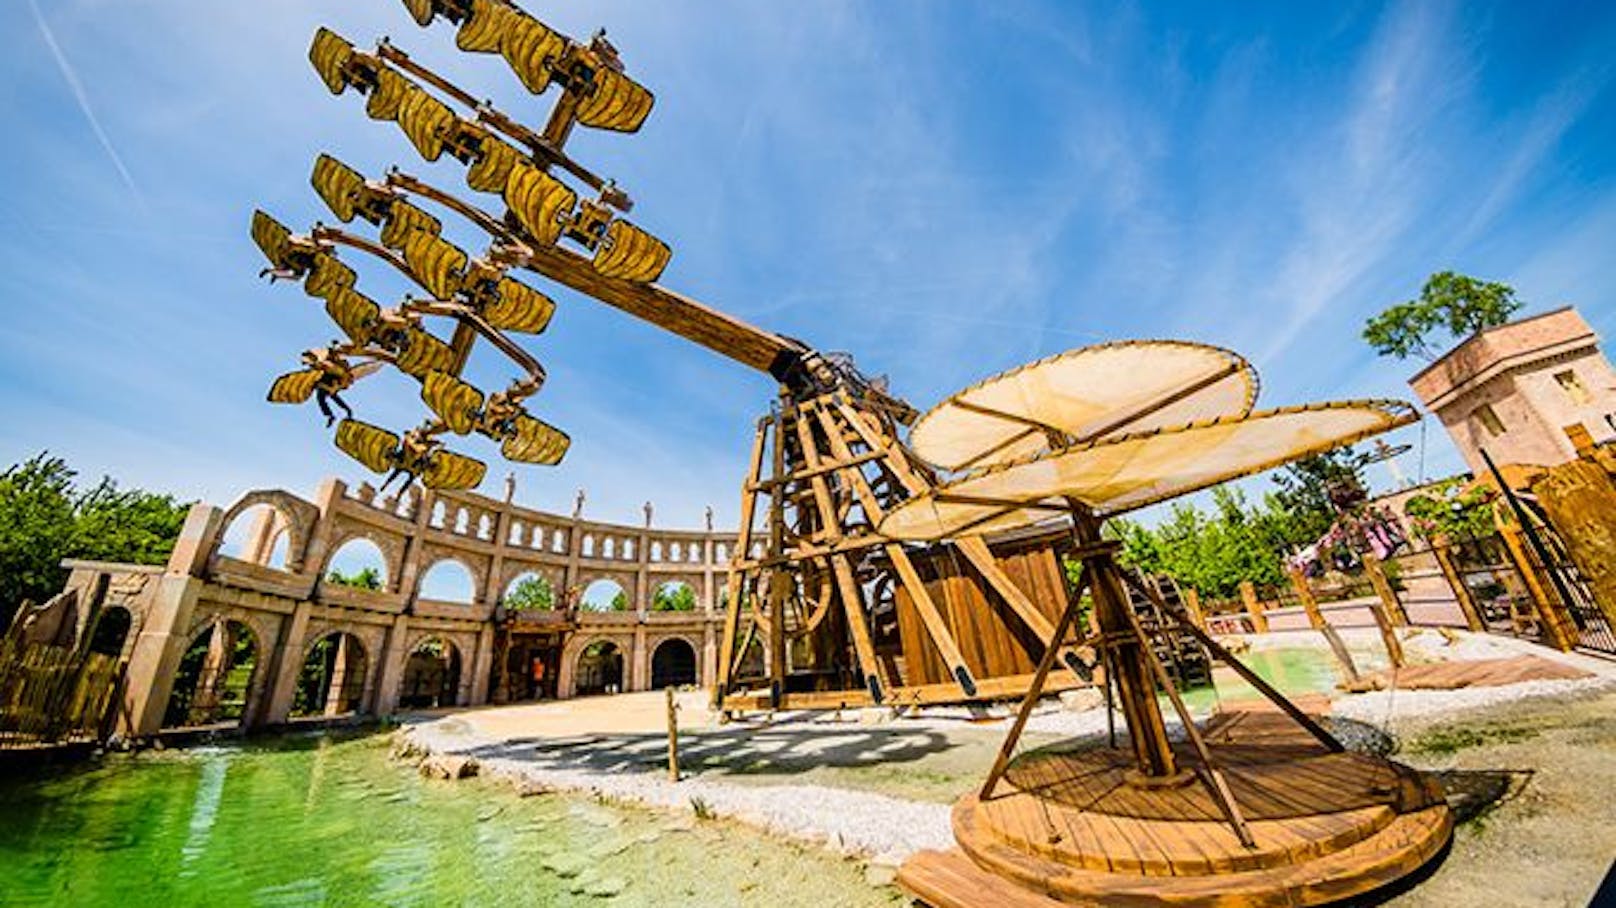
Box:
[894,540,1069,686]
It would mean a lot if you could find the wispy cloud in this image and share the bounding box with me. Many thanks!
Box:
[26,0,142,203]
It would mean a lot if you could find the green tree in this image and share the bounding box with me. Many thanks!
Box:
[0,454,190,628]
[1363,271,1522,361]
[1268,450,1363,546]
[503,574,554,610]
[1403,478,1496,542]
[326,566,383,590]
[652,583,696,611]
[610,590,628,611]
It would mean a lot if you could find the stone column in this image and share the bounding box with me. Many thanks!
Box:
[262,601,313,725]
[701,622,717,689]
[373,614,413,715]
[469,623,496,706]
[630,624,648,692]
[120,574,205,737]
[323,634,349,716]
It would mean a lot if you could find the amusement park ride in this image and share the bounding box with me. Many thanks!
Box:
[252,2,1451,904]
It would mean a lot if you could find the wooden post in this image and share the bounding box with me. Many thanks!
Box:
[1182,588,1205,630]
[1431,543,1485,632]
[1290,566,1361,688]
[1238,581,1268,633]
[1497,523,1576,652]
[1364,581,1405,669]
[665,685,680,782]
[1363,555,1408,626]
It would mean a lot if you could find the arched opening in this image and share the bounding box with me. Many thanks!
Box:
[580,579,629,612]
[324,537,388,591]
[652,580,697,612]
[575,640,624,696]
[418,559,476,604]
[290,632,368,718]
[399,638,462,709]
[217,504,292,570]
[502,572,555,611]
[86,606,133,657]
[162,619,260,729]
[651,638,697,689]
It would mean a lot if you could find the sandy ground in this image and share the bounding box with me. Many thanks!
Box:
[402,630,1616,904]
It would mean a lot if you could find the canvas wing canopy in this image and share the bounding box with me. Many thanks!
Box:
[366,66,412,122]
[422,449,487,490]
[251,210,310,272]
[309,28,357,95]
[593,219,671,282]
[466,133,522,195]
[483,277,555,333]
[421,370,485,435]
[455,0,521,54]
[880,400,1417,541]
[334,419,399,475]
[302,252,357,302]
[500,14,569,94]
[399,229,468,299]
[267,370,322,405]
[501,414,570,465]
[394,328,456,378]
[908,341,1258,473]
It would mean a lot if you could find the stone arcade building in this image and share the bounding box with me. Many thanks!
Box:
[57,478,733,738]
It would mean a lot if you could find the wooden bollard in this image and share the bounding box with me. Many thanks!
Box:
[1431,543,1485,632]
[665,686,681,782]
[1290,566,1362,688]
[1182,588,1205,630]
[1239,581,1268,633]
[1363,555,1409,626]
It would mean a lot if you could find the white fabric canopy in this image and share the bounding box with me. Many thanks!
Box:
[908,341,1257,472]
[881,401,1417,540]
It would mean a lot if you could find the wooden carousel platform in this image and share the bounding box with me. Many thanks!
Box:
[900,712,1452,907]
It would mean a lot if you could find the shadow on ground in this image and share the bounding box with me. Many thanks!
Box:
[460,720,954,778]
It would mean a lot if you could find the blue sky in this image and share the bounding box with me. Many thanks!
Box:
[3,1,1614,529]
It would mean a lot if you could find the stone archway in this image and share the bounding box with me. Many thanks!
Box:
[574,640,625,696]
[161,618,262,729]
[87,606,133,658]
[650,637,698,689]
[398,637,463,709]
[290,631,369,718]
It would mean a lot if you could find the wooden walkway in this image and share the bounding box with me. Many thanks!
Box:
[1369,655,1590,690]
[900,710,1451,907]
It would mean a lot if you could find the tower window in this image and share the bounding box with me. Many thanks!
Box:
[1555,370,1591,405]
[1474,404,1505,437]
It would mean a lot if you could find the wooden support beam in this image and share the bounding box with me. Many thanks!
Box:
[1239,581,1268,633]
[1497,523,1576,652]
[714,418,769,706]
[1363,556,1408,626]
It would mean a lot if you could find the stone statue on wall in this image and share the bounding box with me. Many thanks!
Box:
[705,505,714,532]
[572,488,586,519]
[643,501,653,528]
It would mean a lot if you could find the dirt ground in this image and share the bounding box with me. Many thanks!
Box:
[423,681,1616,904]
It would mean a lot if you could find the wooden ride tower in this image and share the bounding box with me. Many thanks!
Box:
[713,379,1092,711]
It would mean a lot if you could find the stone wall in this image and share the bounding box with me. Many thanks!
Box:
[64,477,734,738]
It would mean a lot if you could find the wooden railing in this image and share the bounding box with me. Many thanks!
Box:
[0,640,123,749]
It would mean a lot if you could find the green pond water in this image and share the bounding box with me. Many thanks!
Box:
[1172,646,1381,714]
[0,732,898,907]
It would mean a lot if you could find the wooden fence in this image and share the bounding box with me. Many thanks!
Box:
[0,639,123,749]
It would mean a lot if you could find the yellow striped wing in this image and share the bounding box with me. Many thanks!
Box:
[334,419,400,474]
[302,252,356,302]
[501,414,570,465]
[379,201,442,250]
[399,229,468,299]
[267,370,322,405]
[400,0,435,28]
[421,370,485,435]
[504,163,575,246]
[575,68,655,133]
[500,14,567,94]
[325,287,380,344]
[483,277,555,333]
[309,28,356,95]
[365,67,410,122]
[311,154,365,222]
[466,134,521,195]
[395,328,456,378]
[396,85,454,161]
[251,210,294,269]
[422,449,487,490]
[593,219,671,282]
[456,0,516,53]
